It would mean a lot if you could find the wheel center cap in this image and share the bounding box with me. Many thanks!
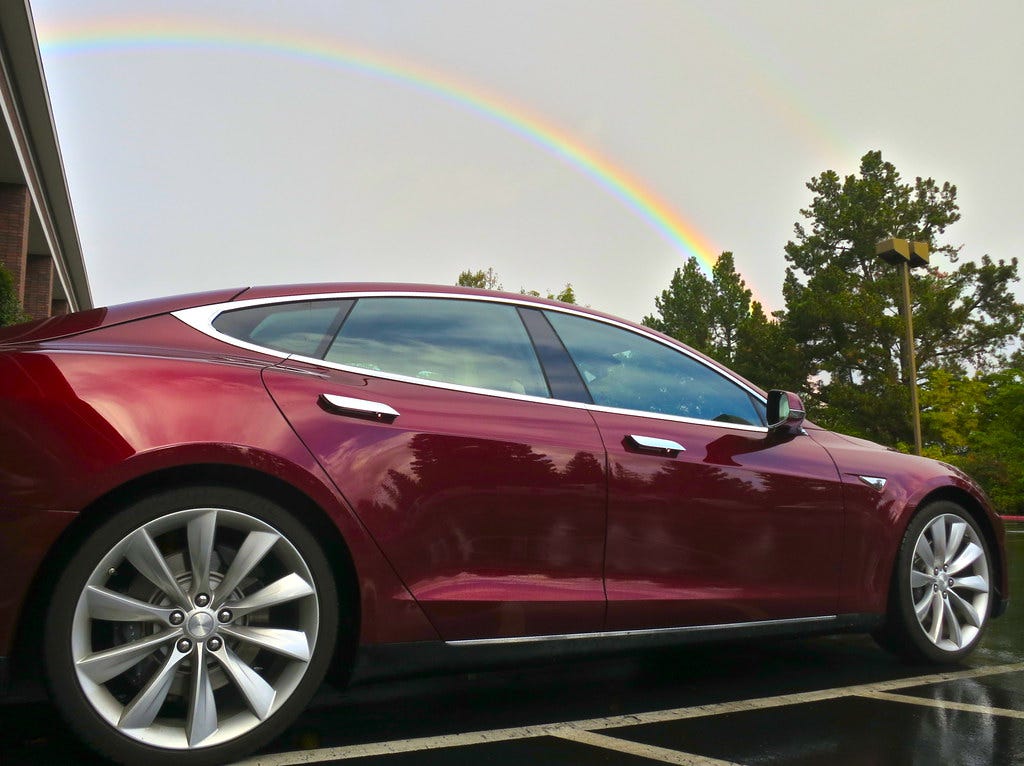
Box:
[186,611,216,639]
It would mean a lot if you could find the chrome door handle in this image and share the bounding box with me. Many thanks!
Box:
[318,394,400,423]
[625,434,685,457]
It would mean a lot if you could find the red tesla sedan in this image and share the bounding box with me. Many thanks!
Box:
[0,283,1007,765]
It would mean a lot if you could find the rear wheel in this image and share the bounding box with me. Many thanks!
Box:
[879,501,992,663]
[44,486,338,766]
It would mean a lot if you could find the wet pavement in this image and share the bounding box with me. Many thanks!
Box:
[3,523,1022,765]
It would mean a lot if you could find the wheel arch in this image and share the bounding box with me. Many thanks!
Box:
[13,462,361,687]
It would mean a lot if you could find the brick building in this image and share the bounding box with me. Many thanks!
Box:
[0,2,90,319]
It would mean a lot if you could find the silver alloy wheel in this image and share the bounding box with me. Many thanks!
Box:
[70,507,319,750]
[909,512,990,651]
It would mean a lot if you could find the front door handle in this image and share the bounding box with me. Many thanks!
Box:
[624,434,686,457]
[318,394,400,423]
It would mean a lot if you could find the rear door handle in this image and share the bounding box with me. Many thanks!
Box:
[624,434,686,457]
[318,394,400,423]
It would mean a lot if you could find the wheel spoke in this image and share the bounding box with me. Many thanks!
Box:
[187,511,218,596]
[942,597,963,647]
[77,629,180,684]
[914,589,933,620]
[945,521,967,566]
[913,534,934,568]
[125,529,189,607]
[119,642,190,729]
[948,589,983,629]
[928,591,945,643]
[213,531,280,606]
[928,518,947,568]
[947,542,984,575]
[86,586,176,623]
[952,574,989,593]
[186,643,218,746]
[221,625,311,662]
[214,643,276,720]
[227,573,315,618]
[910,569,933,589]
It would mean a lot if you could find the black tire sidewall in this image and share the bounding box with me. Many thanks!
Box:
[892,500,993,664]
[44,484,340,766]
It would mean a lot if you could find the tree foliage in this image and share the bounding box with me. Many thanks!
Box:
[782,150,1024,445]
[521,284,577,304]
[643,257,713,351]
[455,268,577,304]
[0,264,26,327]
[456,267,502,291]
[732,301,807,393]
[643,252,804,390]
[920,369,1024,515]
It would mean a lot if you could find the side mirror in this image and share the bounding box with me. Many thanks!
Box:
[767,390,805,435]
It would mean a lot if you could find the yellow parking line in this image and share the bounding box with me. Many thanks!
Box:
[858,690,1024,719]
[552,728,743,765]
[233,661,1024,765]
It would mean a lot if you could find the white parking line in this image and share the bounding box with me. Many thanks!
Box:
[859,690,1024,719]
[552,728,743,765]
[234,662,1024,765]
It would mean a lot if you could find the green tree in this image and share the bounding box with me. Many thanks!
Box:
[707,252,752,360]
[642,257,712,351]
[456,267,502,290]
[553,283,576,304]
[455,268,578,304]
[0,264,26,327]
[782,150,1024,445]
[918,369,986,460]
[643,253,802,389]
[519,285,578,304]
[919,368,1024,515]
[966,370,1024,514]
[732,301,807,392]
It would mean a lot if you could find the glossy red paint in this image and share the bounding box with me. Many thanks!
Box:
[806,428,1008,615]
[596,411,845,630]
[0,283,1009,667]
[264,359,608,641]
[0,316,438,652]
[0,287,245,345]
[0,509,76,655]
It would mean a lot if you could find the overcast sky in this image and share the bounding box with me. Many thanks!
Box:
[31,0,1024,323]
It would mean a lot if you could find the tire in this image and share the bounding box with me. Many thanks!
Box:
[44,485,339,766]
[878,501,993,663]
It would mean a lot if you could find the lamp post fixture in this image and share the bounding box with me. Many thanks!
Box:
[876,237,929,455]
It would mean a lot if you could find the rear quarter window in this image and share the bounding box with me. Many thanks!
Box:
[212,300,351,356]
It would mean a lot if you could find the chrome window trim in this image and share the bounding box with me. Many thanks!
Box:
[173,291,770,434]
[446,615,837,646]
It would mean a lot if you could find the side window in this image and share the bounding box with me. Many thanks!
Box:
[325,298,550,397]
[212,300,350,357]
[545,311,762,425]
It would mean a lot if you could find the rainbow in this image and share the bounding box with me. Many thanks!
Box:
[38,16,725,278]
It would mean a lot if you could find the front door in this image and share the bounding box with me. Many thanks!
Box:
[543,309,845,631]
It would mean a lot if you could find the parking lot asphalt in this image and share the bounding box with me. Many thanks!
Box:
[3,524,1022,765]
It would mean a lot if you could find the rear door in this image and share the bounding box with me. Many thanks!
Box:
[253,295,608,641]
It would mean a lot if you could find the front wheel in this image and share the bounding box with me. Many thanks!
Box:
[44,486,339,766]
[881,501,992,663]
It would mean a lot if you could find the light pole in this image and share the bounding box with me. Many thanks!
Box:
[876,237,929,455]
